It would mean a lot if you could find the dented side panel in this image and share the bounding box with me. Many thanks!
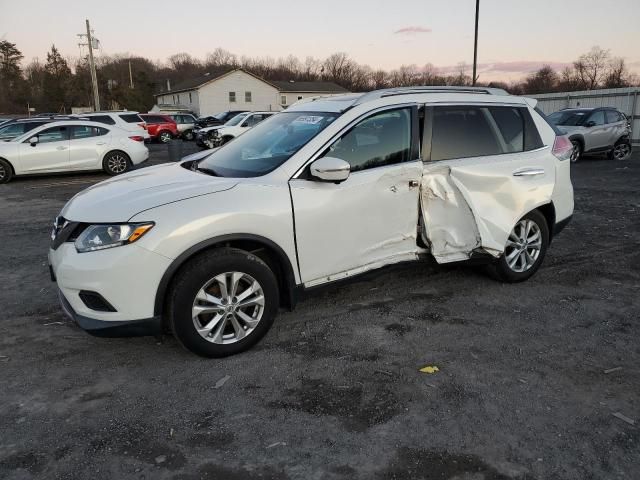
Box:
[421,150,556,263]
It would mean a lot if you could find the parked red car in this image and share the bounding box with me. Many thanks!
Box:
[140,114,179,143]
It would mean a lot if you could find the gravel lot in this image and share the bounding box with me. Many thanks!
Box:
[1,143,638,479]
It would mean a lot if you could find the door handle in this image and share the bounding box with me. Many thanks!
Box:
[96,142,106,145]
[56,146,67,151]
[409,180,419,188]
[513,168,544,177]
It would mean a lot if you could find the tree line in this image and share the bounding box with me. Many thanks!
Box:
[0,41,637,115]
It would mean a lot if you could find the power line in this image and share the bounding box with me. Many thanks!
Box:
[77,19,100,110]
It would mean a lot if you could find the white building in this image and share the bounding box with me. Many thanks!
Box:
[153,68,349,117]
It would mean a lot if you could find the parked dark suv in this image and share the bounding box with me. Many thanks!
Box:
[195,110,248,129]
[548,107,631,162]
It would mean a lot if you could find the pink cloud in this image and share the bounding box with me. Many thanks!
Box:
[435,61,572,78]
[394,26,432,35]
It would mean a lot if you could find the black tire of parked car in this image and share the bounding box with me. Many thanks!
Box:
[570,140,582,163]
[168,248,279,358]
[607,139,632,161]
[158,131,173,143]
[0,158,13,184]
[487,209,549,283]
[183,130,195,141]
[102,151,132,176]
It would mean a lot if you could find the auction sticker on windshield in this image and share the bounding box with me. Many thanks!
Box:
[293,115,325,124]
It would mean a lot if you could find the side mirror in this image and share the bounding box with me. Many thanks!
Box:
[310,157,350,183]
[29,136,39,146]
[584,121,596,128]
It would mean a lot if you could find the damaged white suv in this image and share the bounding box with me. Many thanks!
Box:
[49,87,574,357]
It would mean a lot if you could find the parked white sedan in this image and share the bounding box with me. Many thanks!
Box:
[0,121,149,183]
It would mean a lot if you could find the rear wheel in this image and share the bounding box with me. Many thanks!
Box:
[570,140,582,163]
[158,131,173,143]
[608,140,631,160]
[0,159,13,184]
[102,151,131,175]
[168,248,279,357]
[488,210,549,283]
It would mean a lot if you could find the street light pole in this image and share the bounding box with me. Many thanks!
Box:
[472,0,480,85]
[86,19,101,111]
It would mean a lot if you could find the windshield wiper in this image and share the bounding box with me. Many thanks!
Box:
[196,166,221,177]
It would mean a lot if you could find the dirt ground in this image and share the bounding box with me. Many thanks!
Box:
[0,143,638,480]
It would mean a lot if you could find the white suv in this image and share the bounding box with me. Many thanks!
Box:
[197,111,275,149]
[78,111,150,141]
[49,87,574,357]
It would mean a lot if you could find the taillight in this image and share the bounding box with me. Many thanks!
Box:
[552,135,572,161]
[129,136,144,142]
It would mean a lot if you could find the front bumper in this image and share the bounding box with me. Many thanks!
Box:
[58,289,161,337]
[49,242,172,336]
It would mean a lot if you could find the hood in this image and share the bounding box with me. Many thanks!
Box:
[61,162,237,222]
[181,147,219,162]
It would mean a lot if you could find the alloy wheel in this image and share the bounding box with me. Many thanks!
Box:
[0,164,5,181]
[160,132,172,143]
[192,271,265,344]
[613,143,631,160]
[504,219,542,273]
[107,154,128,174]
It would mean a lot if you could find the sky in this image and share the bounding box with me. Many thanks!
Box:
[1,0,639,82]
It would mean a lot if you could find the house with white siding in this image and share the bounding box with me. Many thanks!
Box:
[153,68,349,117]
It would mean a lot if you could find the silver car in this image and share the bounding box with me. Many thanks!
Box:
[548,107,632,162]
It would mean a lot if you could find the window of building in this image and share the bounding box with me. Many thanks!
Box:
[245,91,252,102]
[321,108,412,173]
[172,95,176,104]
[297,95,303,101]
[281,95,287,105]
[177,94,180,104]
[189,92,193,104]
[229,91,236,103]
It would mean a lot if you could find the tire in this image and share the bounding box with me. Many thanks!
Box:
[570,140,582,163]
[168,248,279,358]
[0,158,13,184]
[102,151,131,176]
[608,139,631,161]
[158,131,173,143]
[487,210,549,283]
[183,130,195,141]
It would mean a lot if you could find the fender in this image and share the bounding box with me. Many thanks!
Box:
[153,233,298,316]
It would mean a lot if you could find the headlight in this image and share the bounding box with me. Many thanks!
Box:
[74,223,154,253]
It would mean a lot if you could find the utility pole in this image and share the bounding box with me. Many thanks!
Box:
[85,19,101,110]
[472,0,480,85]
[128,60,134,89]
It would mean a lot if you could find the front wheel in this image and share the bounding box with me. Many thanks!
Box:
[102,151,131,176]
[0,159,13,184]
[488,210,549,283]
[168,248,279,357]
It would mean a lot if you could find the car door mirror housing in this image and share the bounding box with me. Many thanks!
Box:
[310,157,351,183]
[29,136,39,146]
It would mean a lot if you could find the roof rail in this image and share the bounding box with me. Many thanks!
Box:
[352,86,509,106]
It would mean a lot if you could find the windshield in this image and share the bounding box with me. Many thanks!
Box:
[197,112,338,177]
[225,113,249,126]
[548,110,590,126]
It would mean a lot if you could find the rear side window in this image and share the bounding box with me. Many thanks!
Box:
[88,115,116,125]
[119,114,143,123]
[605,111,620,124]
[430,105,543,161]
[142,115,167,124]
[71,125,108,139]
[588,111,605,126]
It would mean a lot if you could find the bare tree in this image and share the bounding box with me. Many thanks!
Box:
[574,46,610,90]
[603,57,630,88]
[523,65,558,93]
